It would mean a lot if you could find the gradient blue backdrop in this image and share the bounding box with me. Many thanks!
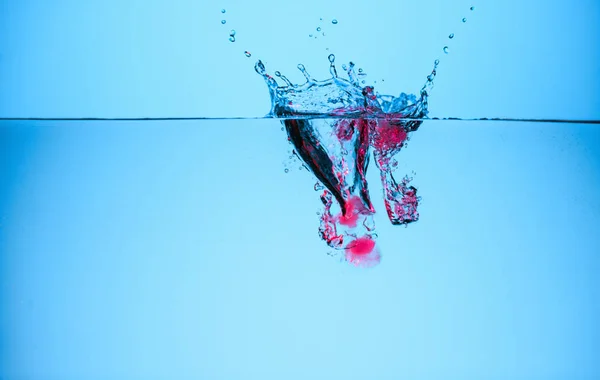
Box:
[1,1,599,379]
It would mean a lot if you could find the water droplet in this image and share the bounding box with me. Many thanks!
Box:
[229,36,235,42]
[244,51,251,57]
[274,71,281,77]
[317,27,321,32]
[281,126,284,131]
[470,6,475,11]
[443,46,449,54]
[462,17,467,22]
[221,20,226,24]
[320,17,323,21]
[434,59,440,65]
[361,80,366,84]
[332,19,338,24]
[341,63,347,71]
[309,34,313,38]
[284,168,289,173]
[328,54,335,63]
[221,9,226,13]
[358,68,363,73]
[230,29,236,36]
[449,33,454,39]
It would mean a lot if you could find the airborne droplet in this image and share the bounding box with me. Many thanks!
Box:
[244,51,251,57]
[221,9,226,13]
[462,17,467,22]
[317,27,321,32]
[449,33,454,39]
[470,6,475,11]
[230,30,236,36]
[229,36,235,42]
[221,20,226,24]
[332,19,338,24]
[443,46,449,54]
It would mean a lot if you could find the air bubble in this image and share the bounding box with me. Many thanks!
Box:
[443,46,449,54]
[332,19,338,24]
[244,51,251,57]
[449,33,454,39]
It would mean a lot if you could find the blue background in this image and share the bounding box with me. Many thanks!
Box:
[1,1,599,379]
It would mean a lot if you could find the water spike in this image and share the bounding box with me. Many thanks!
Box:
[275,71,294,87]
[297,63,312,82]
[254,60,277,89]
[255,60,266,75]
[346,61,359,85]
[328,54,338,77]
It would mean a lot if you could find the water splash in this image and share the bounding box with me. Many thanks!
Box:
[255,54,430,267]
[251,6,476,267]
